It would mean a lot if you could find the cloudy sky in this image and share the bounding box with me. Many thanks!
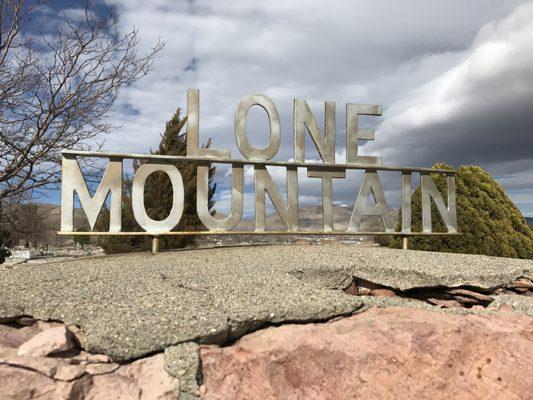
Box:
[49,0,533,217]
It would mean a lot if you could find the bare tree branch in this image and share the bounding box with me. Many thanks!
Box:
[0,0,164,202]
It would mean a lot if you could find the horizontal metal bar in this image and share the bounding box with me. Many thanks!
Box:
[58,231,460,237]
[61,150,456,174]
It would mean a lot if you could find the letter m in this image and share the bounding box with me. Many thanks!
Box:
[61,156,122,232]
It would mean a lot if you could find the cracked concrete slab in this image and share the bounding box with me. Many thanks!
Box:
[289,248,532,292]
[1,244,531,361]
[488,294,533,316]
[165,343,201,400]
[355,294,533,318]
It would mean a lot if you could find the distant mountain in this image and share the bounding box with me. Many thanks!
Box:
[6,203,90,246]
[38,202,399,234]
[236,204,398,232]
[20,202,398,247]
[526,217,533,228]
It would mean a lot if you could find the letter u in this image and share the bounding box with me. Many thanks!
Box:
[197,164,244,230]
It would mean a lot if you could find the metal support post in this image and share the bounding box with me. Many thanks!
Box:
[151,237,159,254]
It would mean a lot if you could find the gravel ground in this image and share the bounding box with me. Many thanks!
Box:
[1,243,531,361]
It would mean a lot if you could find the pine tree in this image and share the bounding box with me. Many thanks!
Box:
[390,163,533,259]
[100,108,216,253]
[143,109,216,249]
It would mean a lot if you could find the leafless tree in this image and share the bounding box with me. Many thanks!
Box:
[5,201,53,247]
[0,0,164,202]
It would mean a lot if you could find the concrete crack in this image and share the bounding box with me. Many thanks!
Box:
[343,276,533,309]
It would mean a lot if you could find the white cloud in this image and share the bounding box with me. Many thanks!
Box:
[369,4,533,170]
[96,0,533,216]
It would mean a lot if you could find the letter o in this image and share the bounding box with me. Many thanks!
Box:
[132,163,184,233]
[234,94,281,161]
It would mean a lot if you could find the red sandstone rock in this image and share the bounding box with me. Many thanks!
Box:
[369,288,396,297]
[0,321,63,351]
[1,349,87,381]
[84,354,178,400]
[0,324,27,350]
[16,317,37,326]
[343,281,357,295]
[0,350,177,399]
[426,298,462,308]
[0,320,178,399]
[357,287,372,295]
[452,295,482,306]
[17,326,74,357]
[510,278,533,289]
[200,307,533,400]
[0,364,60,399]
[447,288,493,302]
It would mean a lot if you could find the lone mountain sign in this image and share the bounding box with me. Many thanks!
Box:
[59,89,458,251]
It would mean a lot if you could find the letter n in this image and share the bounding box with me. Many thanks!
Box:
[421,173,457,233]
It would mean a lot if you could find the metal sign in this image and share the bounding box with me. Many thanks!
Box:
[59,89,458,250]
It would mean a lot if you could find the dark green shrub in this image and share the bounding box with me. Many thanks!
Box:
[390,164,533,259]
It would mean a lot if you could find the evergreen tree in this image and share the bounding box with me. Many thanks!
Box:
[100,108,216,253]
[143,109,216,249]
[390,163,533,259]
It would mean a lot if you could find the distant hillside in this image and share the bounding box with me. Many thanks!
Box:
[18,201,529,249]
[22,202,397,246]
[236,204,398,232]
[6,203,90,246]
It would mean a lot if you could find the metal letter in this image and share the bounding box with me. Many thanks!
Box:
[346,104,383,165]
[307,168,346,231]
[401,172,412,233]
[294,99,335,164]
[187,89,231,159]
[132,163,184,233]
[421,173,458,233]
[197,163,244,230]
[347,170,395,232]
[235,95,281,161]
[254,166,298,231]
[61,156,122,232]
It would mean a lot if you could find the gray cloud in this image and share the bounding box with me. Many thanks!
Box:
[95,0,532,215]
[365,4,533,213]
